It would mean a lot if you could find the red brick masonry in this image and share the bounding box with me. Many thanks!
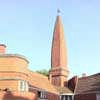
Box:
[0,91,36,100]
[74,93,96,100]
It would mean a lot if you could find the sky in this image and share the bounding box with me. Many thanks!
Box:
[0,0,100,78]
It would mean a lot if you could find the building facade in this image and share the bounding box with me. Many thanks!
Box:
[0,12,99,100]
[0,13,74,100]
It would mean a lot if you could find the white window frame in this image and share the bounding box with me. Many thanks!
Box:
[60,94,74,100]
[18,80,29,92]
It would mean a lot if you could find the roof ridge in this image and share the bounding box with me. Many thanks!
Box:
[79,73,100,80]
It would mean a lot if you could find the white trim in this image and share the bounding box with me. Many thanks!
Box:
[25,81,29,91]
[60,93,74,96]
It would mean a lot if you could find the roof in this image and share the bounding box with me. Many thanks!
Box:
[26,70,73,95]
[54,86,73,95]
[27,70,59,94]
[75,73,100,95]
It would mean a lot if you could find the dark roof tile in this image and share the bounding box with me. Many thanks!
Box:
[75,73,100,94]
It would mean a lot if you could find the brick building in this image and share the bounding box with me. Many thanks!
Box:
[74,73,100,100]
[0,12,100,100]
[0,12,74,100]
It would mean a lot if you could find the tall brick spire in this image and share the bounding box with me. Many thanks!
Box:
[49,12,69,87]
[51,14,67,68]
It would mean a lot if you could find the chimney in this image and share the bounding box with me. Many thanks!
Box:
[82,73,86,79]
[0,44,6,54]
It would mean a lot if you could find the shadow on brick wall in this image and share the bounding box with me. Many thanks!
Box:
[2,91,30,100]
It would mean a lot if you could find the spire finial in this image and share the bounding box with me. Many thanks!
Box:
[57,9,61,15]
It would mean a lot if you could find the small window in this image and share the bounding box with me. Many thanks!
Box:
[25,81,29,91]
[18,80,29,92]
[61,95,73,100]
[38,91,47,99]
[19,80,24,91]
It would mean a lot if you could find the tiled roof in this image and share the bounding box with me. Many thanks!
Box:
[54,86,73,94]
[27,70,59,94]
[75,73,100,95]
[22,69,73,95]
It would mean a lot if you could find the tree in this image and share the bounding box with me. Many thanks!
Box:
[36,69,49,76]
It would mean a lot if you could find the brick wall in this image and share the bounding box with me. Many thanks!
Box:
[47,92,60,100]
[74,93,96,100]
[0,91,36,100]
[0,56,28,73]
[0,80,18,91]
[0,72,29,91]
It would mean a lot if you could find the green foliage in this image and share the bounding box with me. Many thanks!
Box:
[36,69,49,76]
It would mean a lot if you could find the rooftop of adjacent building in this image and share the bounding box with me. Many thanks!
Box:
[74,73,100,95]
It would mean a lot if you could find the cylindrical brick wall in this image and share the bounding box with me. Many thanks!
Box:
[0,55,29,73]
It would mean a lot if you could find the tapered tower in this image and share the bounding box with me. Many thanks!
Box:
[49,12,69,87]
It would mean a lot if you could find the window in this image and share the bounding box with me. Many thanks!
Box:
[25,81,28,91]
[61,95,73,100]
[38,91,47,99]
[68,96,73,100]
[19,80,24,91]
[18,80,29,92]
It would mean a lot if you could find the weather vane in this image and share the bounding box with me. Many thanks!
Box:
[57,9,61,15]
